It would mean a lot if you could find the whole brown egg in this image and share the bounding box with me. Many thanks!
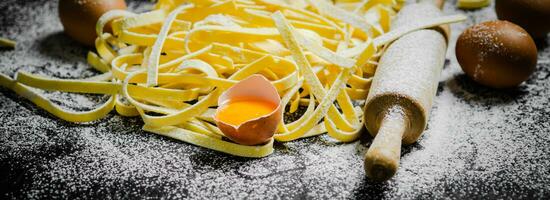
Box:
[456,20,538,88]
[59,0,127,46]
[495,0,550,39]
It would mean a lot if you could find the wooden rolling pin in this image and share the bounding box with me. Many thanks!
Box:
[363,2,449,181]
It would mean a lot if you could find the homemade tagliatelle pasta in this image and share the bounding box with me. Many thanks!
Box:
[0,37,16,48]
[0,0,466,157]
[457,0,491,9]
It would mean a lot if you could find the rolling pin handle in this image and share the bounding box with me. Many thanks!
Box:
[364,106,407,181]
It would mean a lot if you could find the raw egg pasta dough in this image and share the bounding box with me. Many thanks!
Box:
[457,0,490,9]
[0,37,16,48]
[0,0,465,157]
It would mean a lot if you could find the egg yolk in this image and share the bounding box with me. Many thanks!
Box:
[216,99,277,126]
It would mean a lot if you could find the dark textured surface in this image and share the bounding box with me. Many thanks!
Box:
[1,0,550,199]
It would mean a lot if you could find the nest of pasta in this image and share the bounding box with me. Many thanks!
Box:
[2,0,405,157]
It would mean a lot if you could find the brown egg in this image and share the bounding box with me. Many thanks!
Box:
[495,0,550,39]
[214,75,282,146]
[59,0,126,46]
[456,20,538,88]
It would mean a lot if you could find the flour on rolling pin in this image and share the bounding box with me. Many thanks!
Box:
[343,12,465,61]
[363,2,466,181]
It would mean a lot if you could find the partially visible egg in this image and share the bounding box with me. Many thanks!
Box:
[495,0,550,39]
[456,20,538,88]
[59,0,127,46]
[214,75,282,146]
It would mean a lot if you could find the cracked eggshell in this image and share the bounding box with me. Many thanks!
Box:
[214,75,282,146]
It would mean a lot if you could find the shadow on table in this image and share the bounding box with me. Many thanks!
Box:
[37,31,89,64]
[351,177,393,199]
[0,46,15,51]
[534,36,549,50]
[446,74,529,105]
